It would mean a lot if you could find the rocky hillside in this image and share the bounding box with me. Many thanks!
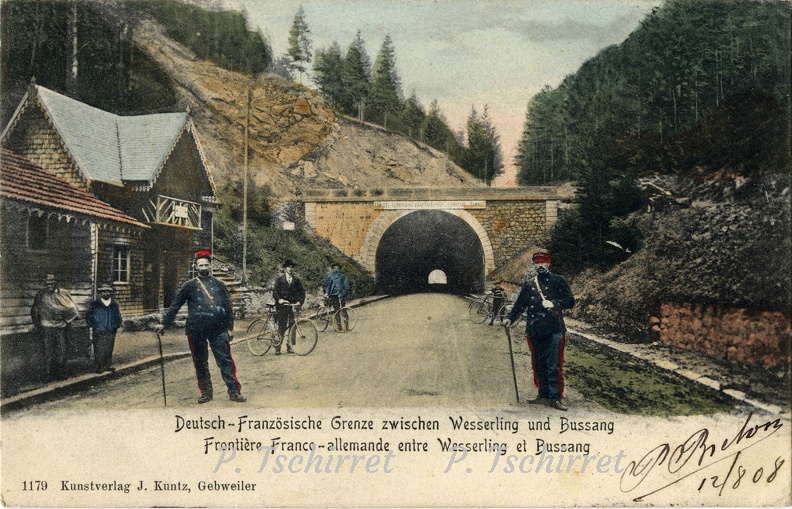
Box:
[125,8,481,200]
[566,174,790,367]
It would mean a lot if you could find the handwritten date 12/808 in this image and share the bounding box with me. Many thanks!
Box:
[621,412,785,502]
[698,450,785,496]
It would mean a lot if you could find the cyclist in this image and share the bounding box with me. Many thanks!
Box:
[273,260,305,354]
[323,263,350,332]
[488,281,507,326]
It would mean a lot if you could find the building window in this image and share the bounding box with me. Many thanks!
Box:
[112,246,130,283]
[27,214,48,249]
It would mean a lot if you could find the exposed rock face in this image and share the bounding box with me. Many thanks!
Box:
[127,12,480,200]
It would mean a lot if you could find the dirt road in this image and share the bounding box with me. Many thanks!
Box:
[6,293,739,416]
[7,294,595,413]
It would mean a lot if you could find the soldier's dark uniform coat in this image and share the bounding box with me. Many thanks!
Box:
[162,275,241,397]
[509,270,575,400]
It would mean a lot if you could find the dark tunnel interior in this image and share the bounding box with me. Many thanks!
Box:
[375,210,485,295]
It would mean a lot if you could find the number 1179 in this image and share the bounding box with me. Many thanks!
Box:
[22,480,47,491]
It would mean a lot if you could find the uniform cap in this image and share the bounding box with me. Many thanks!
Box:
[531,250,552,264]
[194,249,212,261]
[282,259,297,268]
[98,283,113,292]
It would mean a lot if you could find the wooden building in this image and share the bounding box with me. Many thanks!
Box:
[0,149,149,388]
[1,84,218,317]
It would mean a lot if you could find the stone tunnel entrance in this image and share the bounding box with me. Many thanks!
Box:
[375,210,485,295]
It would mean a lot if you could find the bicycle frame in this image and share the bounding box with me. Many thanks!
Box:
[247,303,318,356]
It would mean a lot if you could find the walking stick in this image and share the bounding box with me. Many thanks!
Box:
[155,330,167,406]
[503,324,520,403]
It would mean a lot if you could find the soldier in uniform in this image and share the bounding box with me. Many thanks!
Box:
[505,250,575,411]
[155,249,246,403]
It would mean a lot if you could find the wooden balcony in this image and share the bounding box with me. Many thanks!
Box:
[141,194,202,230]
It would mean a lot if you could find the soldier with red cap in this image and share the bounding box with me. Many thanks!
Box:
[505,249,575,411]
[156,249,246,403]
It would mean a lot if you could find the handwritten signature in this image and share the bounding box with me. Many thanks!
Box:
[620,412,786,501]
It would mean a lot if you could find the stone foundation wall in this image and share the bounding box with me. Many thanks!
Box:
[651,303,791,367]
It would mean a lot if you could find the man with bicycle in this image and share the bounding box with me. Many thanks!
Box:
[273,260,305,354]
[323,263,350,332]
[504,250,575,411]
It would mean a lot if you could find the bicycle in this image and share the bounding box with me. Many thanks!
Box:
[468,289,523,329]
[315,297,358,332]
[246,303,318,356]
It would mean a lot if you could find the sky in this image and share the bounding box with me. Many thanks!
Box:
[209,0,664,186]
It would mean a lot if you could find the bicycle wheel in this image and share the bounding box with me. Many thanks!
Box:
[316,309,332,332]
[247,319,274,356]
[340,307,358,332]
[468,297,490,324]
[288,319,319,356]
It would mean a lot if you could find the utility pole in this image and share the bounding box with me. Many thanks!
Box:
[242,89,251,284]
[66,1,78,96]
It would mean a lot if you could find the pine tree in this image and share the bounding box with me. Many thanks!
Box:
[400,92,425,138]
[367,35,402,127]
[465,106,503,185]
[313,42,344,108]
[342,30,371,120]
[287,5,311,82]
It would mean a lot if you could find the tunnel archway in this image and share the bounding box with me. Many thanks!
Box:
[375,210,485,295]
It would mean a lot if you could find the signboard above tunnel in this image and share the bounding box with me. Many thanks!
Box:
[374,200,486,210]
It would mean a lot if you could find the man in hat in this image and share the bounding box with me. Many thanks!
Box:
[504,250,575,411]
[30,274,79,380]
[87,283,122,373]
[31,274,79,381]
[155,249,246,403]
[272,260,305,354]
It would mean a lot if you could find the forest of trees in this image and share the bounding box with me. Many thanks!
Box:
[310,27,503,184]
[130,1,272,74]
[515,0,790,186]
[508,0,791,274]
[0,0,271,123]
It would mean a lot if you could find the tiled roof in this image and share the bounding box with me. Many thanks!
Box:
[0,148,148,228]
[35,86,188,184]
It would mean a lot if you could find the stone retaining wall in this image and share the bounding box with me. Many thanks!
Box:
[651,303,791,368]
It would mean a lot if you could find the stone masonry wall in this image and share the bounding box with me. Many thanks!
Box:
[470,201,547,268]
[652,303,791,368]
[302,198,552,271]
[309,202,381,258]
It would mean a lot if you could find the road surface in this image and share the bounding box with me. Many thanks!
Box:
[6,293,605,414]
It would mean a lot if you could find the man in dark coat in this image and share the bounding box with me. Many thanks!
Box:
[87,283,122,373]
[155,249,246,403]
[272,259,305,354]
[505,250,575,411]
